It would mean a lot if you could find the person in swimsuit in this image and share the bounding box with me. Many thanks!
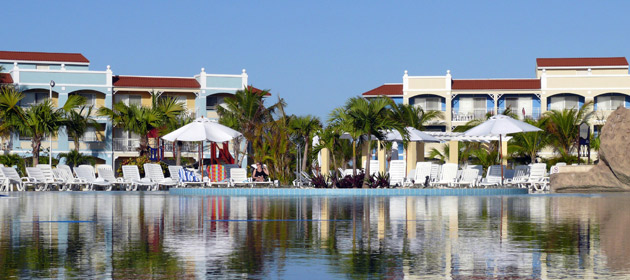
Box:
[253,162,269,182]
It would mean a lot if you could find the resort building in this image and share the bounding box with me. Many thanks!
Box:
[0,50,261,166]
[362,56,630,158]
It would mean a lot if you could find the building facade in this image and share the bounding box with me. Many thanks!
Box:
[0,50,261,166]
[362,57,630,157]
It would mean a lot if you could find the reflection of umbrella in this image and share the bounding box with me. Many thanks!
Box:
[162,117,242,176]
[464,114,542,184]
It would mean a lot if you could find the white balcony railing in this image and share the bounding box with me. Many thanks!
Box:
[499,108,541,120]
[594,109,616,124]
[163,141,198,153]
[113,138,140,152]
[452,109,493,122]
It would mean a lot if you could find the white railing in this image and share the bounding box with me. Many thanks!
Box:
[113,138,140,152]
[594,109,616,124]
[163,142,198,153]
[500,108,541,120]
[452,109,493,122]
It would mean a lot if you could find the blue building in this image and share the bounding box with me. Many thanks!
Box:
[0,50,261,167]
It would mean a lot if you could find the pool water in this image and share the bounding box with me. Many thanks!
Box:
[1,192,629,279]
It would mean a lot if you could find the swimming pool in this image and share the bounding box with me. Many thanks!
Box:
[0,191,628,278]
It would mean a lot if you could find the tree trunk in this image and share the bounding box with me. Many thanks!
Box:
[74,138,80,152]
[302,139,309,176]
[363,139,371,189]
[352,140,357,176]
[32,138,41,166]
[176,141,182,166]
[139,135,148,157]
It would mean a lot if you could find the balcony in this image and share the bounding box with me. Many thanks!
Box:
[594,109,616,124]
[499,108,541,120]
[452,109,493,122]
[113,138,140,152]
[162,141,198,153]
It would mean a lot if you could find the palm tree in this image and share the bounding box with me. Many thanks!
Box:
[57,150,96,168]
[0,88,84,165]
[544,101,594,161]
[64,104,100,151]
[509,118,550,164]
[98,102,161,156]
[391,103,443,130]
[428,144,449,164]
[289,115,322,174]
[332,97,405,188]
[216,86,283,165]
[313,125,344,172]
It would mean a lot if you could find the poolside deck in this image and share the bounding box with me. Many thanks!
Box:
[170,187,528,196]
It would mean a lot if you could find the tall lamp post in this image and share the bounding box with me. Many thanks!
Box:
[49,80,55,167]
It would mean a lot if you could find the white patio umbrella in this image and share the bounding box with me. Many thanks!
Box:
[162,117,242,143]
[464,114,542,184]
[384,127,441,143]
[162,117,242,176]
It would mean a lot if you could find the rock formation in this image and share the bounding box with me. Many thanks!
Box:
[551,107,630,193]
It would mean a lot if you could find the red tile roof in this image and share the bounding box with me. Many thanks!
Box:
[361,84,403,96]
[0,73,13,84]
[0,51,89,63]
[537,57,628,67]
[452,79,540,90]
[113,75,200,89]
[248,85,271,96]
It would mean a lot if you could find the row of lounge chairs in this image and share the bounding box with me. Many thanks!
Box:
[0,163,276,191]
[335,160,551,192]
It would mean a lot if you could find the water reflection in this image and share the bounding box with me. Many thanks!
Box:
[1,192,630,279]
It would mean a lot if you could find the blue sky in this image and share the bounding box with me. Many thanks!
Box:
[3,1,629,121]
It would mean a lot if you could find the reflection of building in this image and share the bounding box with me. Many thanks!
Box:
[0,50,267,166]
[363,57,630,157]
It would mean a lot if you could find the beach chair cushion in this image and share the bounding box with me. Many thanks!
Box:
[208,165,227,182]
[179,168,200,182]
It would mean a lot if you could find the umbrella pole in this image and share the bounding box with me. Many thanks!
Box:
[201,141,204,181]
[499,134,503,186]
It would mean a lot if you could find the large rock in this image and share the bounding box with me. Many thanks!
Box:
[552,107,630,193]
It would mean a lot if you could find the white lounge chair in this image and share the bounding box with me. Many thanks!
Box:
[55,164,90,191]
[363,160,381,176]
[2,167,38,191]
[122,165,156,191]
[75,165,113,191]
[25,167,50,191]
[229,168,251,187]
[36,164,65,191]
[413,162,433,188]
[388,160,406,187]
[478,165,506,188]
[433,163,458,187]
[143,163,178,190]
[96,164,128,191]
[505,165,530,188]
[526,163,549,192]
[168,165,205,188]
[453,168,480,188]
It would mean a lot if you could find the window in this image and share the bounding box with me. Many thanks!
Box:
[459,97,486,113]
[550,96,579,110]
[114,94,142,106]
[70,92,95,106]
[598,95,625,110]
[163,94,187,109]
[412,97,442,111]
[505,96,533,116]
[18,92,48,107]
[207,95,225,110]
